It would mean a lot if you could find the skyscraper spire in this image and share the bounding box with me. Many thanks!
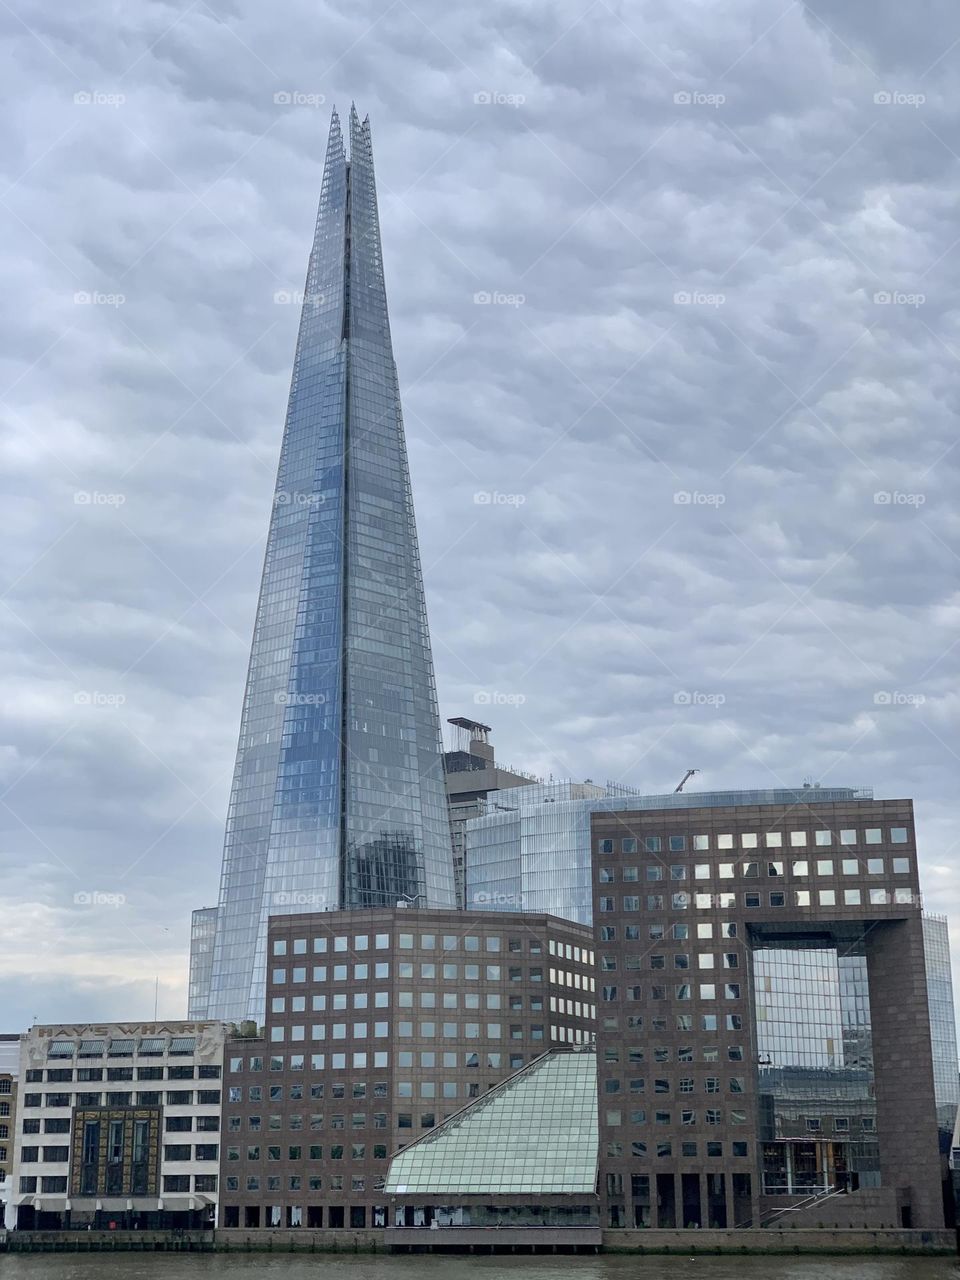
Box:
[198,110,454,1023]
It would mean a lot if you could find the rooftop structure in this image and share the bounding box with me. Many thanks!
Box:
[444,718,538,908]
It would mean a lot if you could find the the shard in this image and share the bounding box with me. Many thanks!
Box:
[198,107,455,1023]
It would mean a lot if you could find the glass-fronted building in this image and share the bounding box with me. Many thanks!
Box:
[188,908,218,1022]
[466,784,872,926]
[923,914,960,1131]
[754,937,879,1198]
[465,782,608,923]
[201,108,455,1023]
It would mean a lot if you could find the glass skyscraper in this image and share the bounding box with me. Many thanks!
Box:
[199,107,455,1023]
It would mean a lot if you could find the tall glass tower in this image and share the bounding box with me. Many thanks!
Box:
[201,107,455,1023]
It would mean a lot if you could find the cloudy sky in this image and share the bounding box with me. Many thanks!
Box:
[3,0,960,1029]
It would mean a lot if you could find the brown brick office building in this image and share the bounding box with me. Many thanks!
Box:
[591,797,942,1231]
[218,907,594,1228]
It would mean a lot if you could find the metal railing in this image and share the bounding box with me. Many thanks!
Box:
[759,1184,845,1227]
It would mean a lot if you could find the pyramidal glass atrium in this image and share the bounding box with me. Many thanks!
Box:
[386,1048,599,1203]
[199,107,455,1023]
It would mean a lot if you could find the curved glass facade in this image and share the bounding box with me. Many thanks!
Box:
[204,108,454,1023]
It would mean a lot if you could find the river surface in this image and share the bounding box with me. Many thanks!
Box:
[0,1256,958,1280]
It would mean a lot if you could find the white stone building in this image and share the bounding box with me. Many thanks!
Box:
[8,1021,226,1230]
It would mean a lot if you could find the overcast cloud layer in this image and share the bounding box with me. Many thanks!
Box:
[2,0,960,1029]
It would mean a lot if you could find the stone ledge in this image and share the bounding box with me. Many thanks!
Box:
[603,1227,955,1254]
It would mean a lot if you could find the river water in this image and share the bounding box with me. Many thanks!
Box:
[0,1255,957,1280]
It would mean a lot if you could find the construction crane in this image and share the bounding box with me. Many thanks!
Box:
[674,769,700,793]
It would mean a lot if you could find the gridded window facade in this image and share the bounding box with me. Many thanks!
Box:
[218,908,594,1230]
[592,798,943,1232]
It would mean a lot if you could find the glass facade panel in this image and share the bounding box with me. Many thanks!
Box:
[187,907,218,1019]
[754,937,879,1196]
[922,914,960,1130]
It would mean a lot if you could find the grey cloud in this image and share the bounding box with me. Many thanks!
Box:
[1,0,959,1029]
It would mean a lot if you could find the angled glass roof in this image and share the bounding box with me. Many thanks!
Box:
[386,1048,598,1195]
